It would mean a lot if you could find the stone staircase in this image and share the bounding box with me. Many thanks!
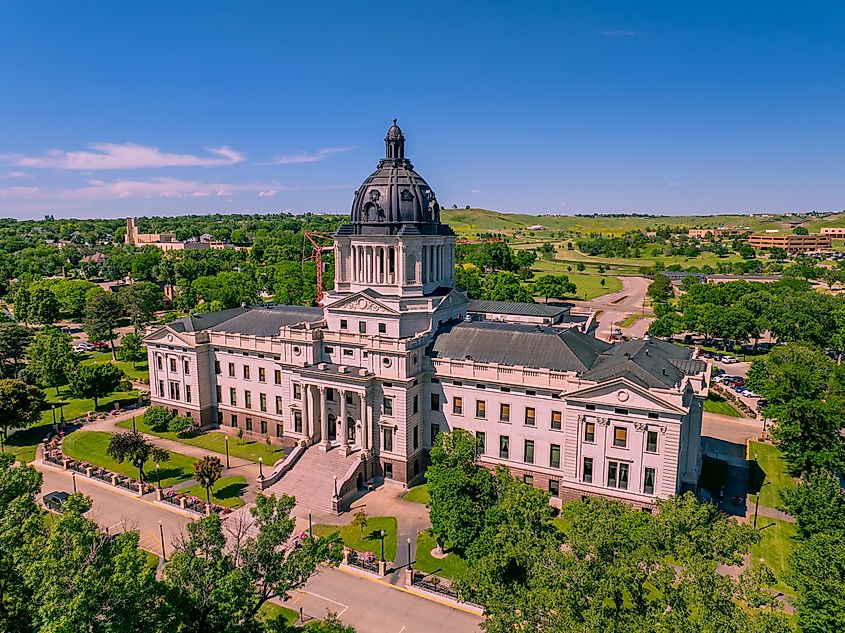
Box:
[264,445,361,514]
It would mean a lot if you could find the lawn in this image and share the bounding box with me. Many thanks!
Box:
[703,393,742,417]
[619,313,645,329]
[83,351,150,383]
[530,261,622,299]
[312,516,398,561]
[402,483,430,505]
[62,430,197,488]
[5,423,54,463]
[258,603,298,627]
[750,518,797,593]
[42,386,140,425]
[178,476,247,508]
[747,441,796,509]
[414,530,468,581]
[117,417,286,465]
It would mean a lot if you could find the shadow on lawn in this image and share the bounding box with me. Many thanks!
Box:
[215,481,247,501]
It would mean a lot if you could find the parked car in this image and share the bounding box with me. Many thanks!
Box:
[43,491,71,512]
[743,390,759,398]
[721,356,739,364]
[92,341,109,350]
[73,343,94,352]
[712,354,723,361]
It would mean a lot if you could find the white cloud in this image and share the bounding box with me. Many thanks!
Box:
[258,190,278,197]
[259,146,356,166]
[471,189,480,193]
[0,142,245,170]
[667,181,681,187]
[601,30,636,37]
[0,170,33,179]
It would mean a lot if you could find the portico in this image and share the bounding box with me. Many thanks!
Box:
[296,378,374,456]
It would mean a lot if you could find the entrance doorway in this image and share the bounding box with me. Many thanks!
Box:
[328,414,337,441]
[346,417,356,443]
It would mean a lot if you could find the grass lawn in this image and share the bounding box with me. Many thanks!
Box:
[62,430,197,487]
[178,476,247,508]
[531,261,622,299]
[142,550,160,569]
[414,530,468,581]
[553,516,572,536]
[619,313,645,329]
[402,483,430,505]
[258,603,298,627]
[117,417,286,465]
[83,351,150,383]
[747,441,796,510]
[312,516,398,561]
[703,393,742,417]
[42,386,140,425]
[5,423,54,463]
[751,518,797,593]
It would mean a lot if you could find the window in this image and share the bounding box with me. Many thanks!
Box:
[215,360,221,374]
[275,396,283,414]
[613,426,628,448]
[384,462,393,479]
[607,461,629,489]
[169,358,177,373]
[584,421,595,443]
[358,322,367,334]
[646,430,658,453]
[158,380,164,397]
[476,431,485,455]
[184,360,190,374]
[549,480,560,497]
[476,400,486,418]
[413,426,418,449]
[244,391,252,409]
[500,403,510,422]
[431,423,440,444]
[524,439,535,464]
[499,435,510,459]
[524,407,536,426]
[293,384,301,400]
[276,424,283,438]
[230,388,237,406]
[523,474,534,486]
[228,363,235,377]
[413,395,418,414]
[551,410,562,430]
[230,414,237,427]
[156,355,163,370]
[340,319,348,330]
[383,397,393,416]
[583,457,593,483]
[430,393,440,411]
[615,408,628,415]
[500,386,510,392]
[644,467,656,494]
[260,420,267,435]
[648,412,659,420]
[259,393,267,412]
[168,381,180,400]
[343,349,353,357]
[550,444,561,468]
[383,427,393,451]
[245,418,253,432]
[243,365,250,380]
[185,385,192,403]
[274,370,281,385]
[378,322,386,334]
[453,396,463,415]
[294,410,302,433]
[327,389,335,402]
[258,367,265,382]
[325,346,334,355]
[586,404,595,411]
[345,392,353,405]
[216,385,222,402]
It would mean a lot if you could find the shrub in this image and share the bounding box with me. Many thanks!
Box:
[168,414,196,436]
[144,405,173,432]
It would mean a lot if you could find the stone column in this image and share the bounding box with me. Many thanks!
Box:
[302,383,311,443]
[339,390,349,454]
[361,390,370,453]
[319,386,330,451]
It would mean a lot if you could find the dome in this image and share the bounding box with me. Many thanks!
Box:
[347,121,448,236]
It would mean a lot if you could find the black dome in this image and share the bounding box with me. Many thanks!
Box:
[346,121,449,236]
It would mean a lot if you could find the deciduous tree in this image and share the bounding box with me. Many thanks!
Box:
[83,291,124,360]
[0,378,45,448]
[67,362,123,409]
[25,326,76,395]
[116,332,146,368]
[106,431,167,481]
[194,455,224,505]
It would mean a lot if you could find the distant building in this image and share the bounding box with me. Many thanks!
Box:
[687,227,748,239]
[125,218,232,251]
[662,271,708,286]
[80,252,107,265]
[526,224,546,231]
[820,227,845,238]
[747,233,831,252]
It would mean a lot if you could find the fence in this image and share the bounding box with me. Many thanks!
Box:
[347,550,380,574]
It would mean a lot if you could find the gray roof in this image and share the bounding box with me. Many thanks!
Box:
[466,300,569,318]
[209,305,324,336]
[582,338,706,388]
[169,307,250,333]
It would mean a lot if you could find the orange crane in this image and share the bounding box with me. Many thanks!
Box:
[302,232,334,304]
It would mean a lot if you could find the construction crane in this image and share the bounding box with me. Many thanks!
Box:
[302,232,334,304]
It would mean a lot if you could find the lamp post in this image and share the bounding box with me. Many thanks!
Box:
[159,521,166,562]
[753,482,770,529]
[156,463,161,490]
[51,404,56,427]
[131,415,136,432]
[309,512,313,539]
[59,403,65,425]
[136,458,143,482]
[224,435,230,469]
[72,472,77,493]
[333,475,338,498]
[380,529,386,562]
[407,537,412,569]
[258,457,263,478]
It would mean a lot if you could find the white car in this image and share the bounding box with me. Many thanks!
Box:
[74,343,94,352]
[721,356,739,364]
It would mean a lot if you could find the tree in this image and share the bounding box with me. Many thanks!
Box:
[194,455,224,505]
[26,326,76,395]
[794,226,809,235]
[779,468,845,540]
[13,283,32,324]
[0,322,32,377]
[143,405,173,432]
[27,286,61,325]
[0,379,45,449]
[789,532,845,633]
[647,273,674,300]
[454,264,483,299]
[83,291,124,360]
[67,363,123,409]
[106,431,167,481]
[351,509,369,539]
[116,332,146,368]
[532,275,577,302]
[120,281,163,332]
[484,272,533,303]
[49,279,97,318]
[192,271,257,309]
[168,414,196,435]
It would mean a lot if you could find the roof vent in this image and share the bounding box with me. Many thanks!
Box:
[624,352,631,360]
[338,366,348,374]
[662,368,667,375]
[241,302,247,308]
[318,362,327,370]
[643,333,651,342]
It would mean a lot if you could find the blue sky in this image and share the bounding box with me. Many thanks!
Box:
[0,1,843,219]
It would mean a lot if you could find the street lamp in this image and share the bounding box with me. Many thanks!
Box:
[72,472,77,493]
[159,521,166,562]
[407,537,412,570]
[309,512,313,539]
[59,403,65,425]
[380,529,386,562]
[132,415,136,432]
[224,435,230,469]
[333,475,338,498]
[753,482,770,529]
[258,457,263,478]
[136,458,144,482]
[51,404,56,427]
[156,463,161,490]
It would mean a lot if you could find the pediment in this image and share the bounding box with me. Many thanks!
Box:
[434,289,469,313]
[566,377,683,413]
[142,326,194,348]
[323,291,400,316]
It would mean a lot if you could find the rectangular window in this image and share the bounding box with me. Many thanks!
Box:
[476,400,486,418]
[358,321,367,334]
[499,403,510,422]
[453,396,463,415]
[259,393,267,412]
[293,384,301,400]
[184,360,190,375]
[430,393,440,411]
[646,430,658,453]
[550,444,561,468]
[275,396,283,414]
[523,474,534,486]
[644,467,656,494]
[345,392,353,405]
[243,365,250,380]
[431,423,440,444]
[244,391,252,409]
[342,349,353,357]
[384,462,393,479]
[294,410,302,433]
[169,381,180,400]
[413,426,418,449]
[607,461,629,490]
[383,427,393,451]
[276,424,283,437]
[615,408,628,415]
[327,389,335,402]
[524,407,536,426]
[524,439,535,464]
[185,384,192,403]
[413,394,418,414]
[583,457,593,483]
[274,370,281,385]
[499,435,510,459]
[586,404,595,411]
[584,421,595,442]
[383,397,393,416]
[245,418,253,432]
[324,346,334,354]
[648,411,659,420]
[158,380,164,397]
[216,385,222,402]
[215,360,221,374]
[551,410,562,430]
[260,420,267,435]
[613,427,628,448]
[157,355,163,371]
[378,322,386,334]
[549,480,560,497]
[230,388,237,406]
[230,414,237,427]
[258,367,265,382]
[340,319,348,330]
[228,363,235,378]
[169,358,177,373]
[476,431,485,455]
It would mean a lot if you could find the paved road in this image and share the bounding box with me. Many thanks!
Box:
[569,276,653,340]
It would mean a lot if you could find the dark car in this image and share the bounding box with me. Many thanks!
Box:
[43,491,71,512]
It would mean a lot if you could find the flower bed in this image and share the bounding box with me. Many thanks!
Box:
[348,549,379,574]
[42,440,153,495]
[159,488,232,516]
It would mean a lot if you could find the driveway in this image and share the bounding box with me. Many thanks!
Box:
[568,276,653,340]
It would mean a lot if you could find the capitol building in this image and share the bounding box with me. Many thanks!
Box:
[144,123,708,512]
